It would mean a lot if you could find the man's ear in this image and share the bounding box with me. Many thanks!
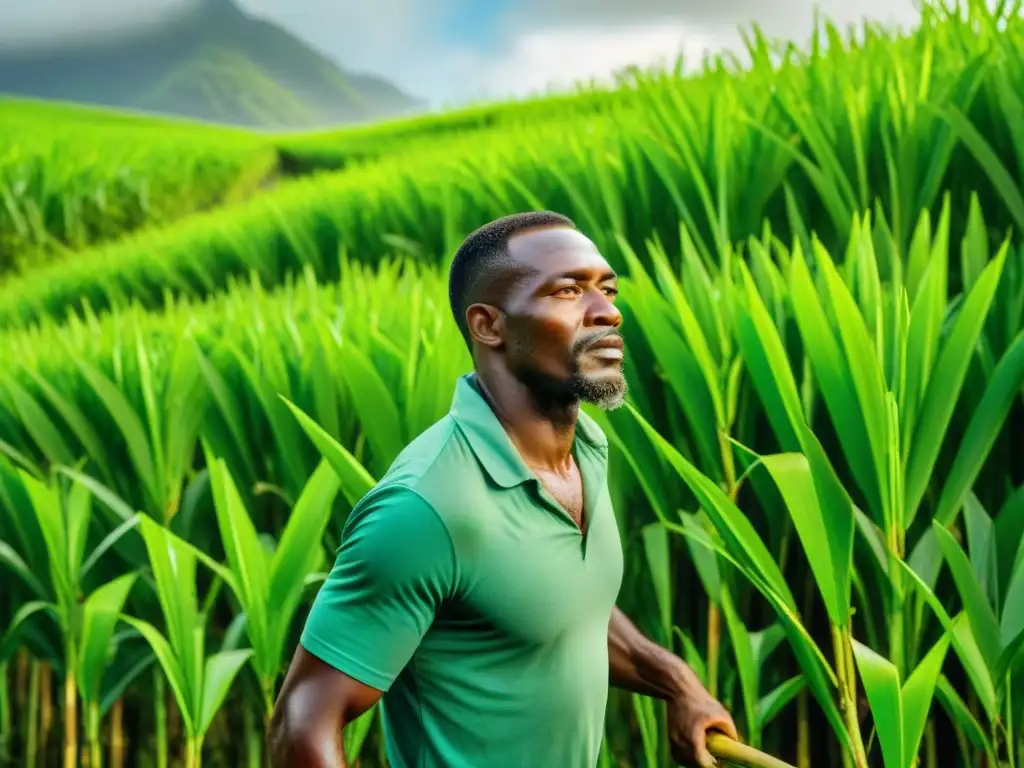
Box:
[466,304,504,349]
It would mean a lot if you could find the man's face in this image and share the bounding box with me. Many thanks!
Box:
[491,225,627,410]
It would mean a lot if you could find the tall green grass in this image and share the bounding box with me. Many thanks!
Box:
[3,1,1024,330]
[0,201,1021,766]
[0,101,277,276]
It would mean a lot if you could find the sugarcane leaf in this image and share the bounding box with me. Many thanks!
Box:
[931,521,1001,672]
[934,675,997,761]
[63,349,161,515]
[928,101,1024,231]
[281,397,376,507]
[934,332,1024,526]
[192,342,257,483]
[20,472,72,607]
[230,347,307,503]
[851,640,904,768]
[0,539,49,599]
[622,403,852,753]
[672,627,707,686]
[78,572,137,705]
[0,453,47,572]
[56,468,149,572]
[641,522,673,644]
[905,245,1008,524]
[759,451,852,627]
[720,585,759,746]
[898,561,998,721]
[342,704,377,762]
[756,675,805,730]
[900,628,952,768]
[962,494,997,606]
[2,376,75,468]
[788,245,880,520]
[99,640,155,718]
[207,455,271,679]
[0,600,56,661]
[135,514,200,710]
[267,458,340,675]
[995,486,1024,603]
[815,240,891,523]
[730,262,803,452]
[121,616,196,737]
[20,366,114,484]
[995,624,1024,687]
[615,266,721,476]
[337,341,405,477]
[198,649,254,738]
[66,478,92,587]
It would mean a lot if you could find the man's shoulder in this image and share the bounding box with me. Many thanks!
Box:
[354,413,486,527]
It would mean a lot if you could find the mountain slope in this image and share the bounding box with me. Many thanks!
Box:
[0,0,424,128]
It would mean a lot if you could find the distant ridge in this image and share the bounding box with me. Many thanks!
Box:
[0,0,425,128]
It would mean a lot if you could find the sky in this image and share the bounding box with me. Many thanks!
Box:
[0,0,927,108]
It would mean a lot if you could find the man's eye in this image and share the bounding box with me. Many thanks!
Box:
[555,286,580,296]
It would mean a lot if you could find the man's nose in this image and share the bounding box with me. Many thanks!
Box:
[586,291,622,327]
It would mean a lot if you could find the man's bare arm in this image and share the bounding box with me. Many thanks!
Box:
[609,606,738,767]
[267,645,384,768]
[608,605,692,699]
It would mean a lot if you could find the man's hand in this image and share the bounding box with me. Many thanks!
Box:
[607,608,739,766]
[666,673,739,768]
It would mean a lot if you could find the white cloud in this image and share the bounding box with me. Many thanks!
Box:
[0,0,932,105]
[241,0,926,106]
[420,23,724,107]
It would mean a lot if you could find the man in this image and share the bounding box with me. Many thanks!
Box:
[268,211,738,767]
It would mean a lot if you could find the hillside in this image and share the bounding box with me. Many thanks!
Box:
[0,0,425,129]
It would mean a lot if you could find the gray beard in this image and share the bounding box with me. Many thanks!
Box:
[565,370,628,410]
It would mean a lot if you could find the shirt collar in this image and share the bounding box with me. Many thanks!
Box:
[449,373,609,489]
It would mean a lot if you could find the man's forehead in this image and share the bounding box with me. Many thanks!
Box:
[506,226,613,275]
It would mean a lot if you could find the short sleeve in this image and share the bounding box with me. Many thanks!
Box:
[300,484,456,691]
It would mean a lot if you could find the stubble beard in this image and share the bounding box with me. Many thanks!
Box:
[565,368,628,410]
[566,330,629,410]
[508,329,629,412]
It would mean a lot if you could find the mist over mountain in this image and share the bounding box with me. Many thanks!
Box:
[0,0,426,128]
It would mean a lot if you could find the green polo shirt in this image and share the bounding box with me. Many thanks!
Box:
[301,372,624,767]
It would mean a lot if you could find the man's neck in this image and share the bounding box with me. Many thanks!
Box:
[472,369,579,473]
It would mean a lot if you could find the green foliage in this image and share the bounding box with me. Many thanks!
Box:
[6,1,1024,330]
[0,2,1023,766]
[0,102,276,276]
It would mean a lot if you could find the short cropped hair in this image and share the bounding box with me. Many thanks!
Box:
[448,211,576,345]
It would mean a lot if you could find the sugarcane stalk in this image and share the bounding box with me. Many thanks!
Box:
[707,733,797,768]
[26,659,40,767]
[87,700,101,768]
[39,662,52,768]
[0,661,10,763]
[109,697,125,768]
[154,668,167,768]
[185,735,201,768]
[244,696,260,768]
[796,688,810,768]
[63,644,78,768]
[832,624,869,768]
[797,566,814,768]
[707,601,721,699]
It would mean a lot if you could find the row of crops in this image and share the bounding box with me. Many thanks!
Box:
[10,1,1024,329]
[0,78,634,281]
[1,1,1023,767]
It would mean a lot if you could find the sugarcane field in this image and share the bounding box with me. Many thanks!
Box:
[1,1,1023,766]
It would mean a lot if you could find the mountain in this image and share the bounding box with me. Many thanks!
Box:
[0,0,425,129]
